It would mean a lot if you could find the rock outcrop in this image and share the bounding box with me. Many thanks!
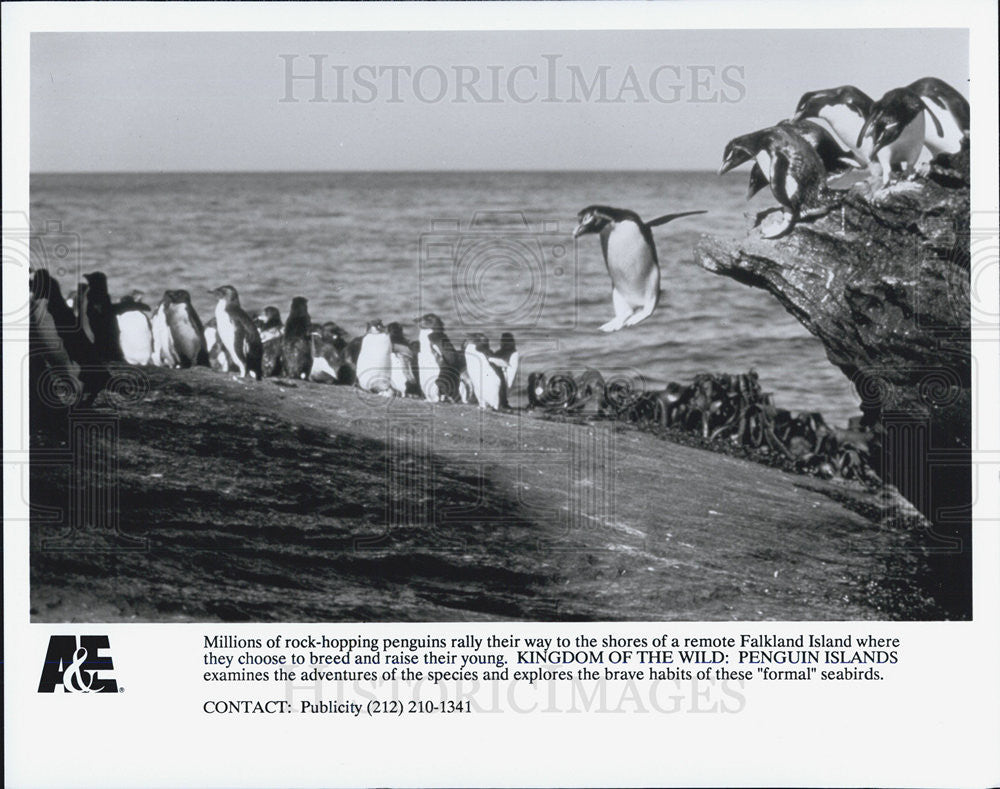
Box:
[695,156,971,617]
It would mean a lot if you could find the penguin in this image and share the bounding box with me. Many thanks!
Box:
[718,125,831,238]
[114,290,153,365]
[165,289,209,368]
[572,205,706,331]
[493,332,519,401]
[463,333,508,411]
[309,322,353,384]
[792,85,875,163]
[280,296,312,380]
[742,120,862,199]
[856,88,927,185]
[356,319,398,396]
[151,291,181,367]
[308,325,341,383]
[907,77,969,157]
[204,317,232,372]
[387,322,419,397]
[31,269,97,368]
[29,269,108,405]
[80,272,122,363]
[415,313,464,401]
[255,307,283,378]
[210,285,263,379]
[322,321,348,354]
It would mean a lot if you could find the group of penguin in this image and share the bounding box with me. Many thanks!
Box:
[30,266,523,411]
[718,76,969,237]
[28,74,971,410]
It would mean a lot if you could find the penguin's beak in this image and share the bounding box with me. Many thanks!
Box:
[572,222,587,239]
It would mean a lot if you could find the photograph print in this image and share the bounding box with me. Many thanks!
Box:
[26,28,973,622]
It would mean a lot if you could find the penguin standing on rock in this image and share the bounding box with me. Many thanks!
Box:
[719,126,831,238]
[792,85,875,164]
[114,290,153,365]
[356,319,398,396]
[256,306,283,377]
[416,313,465,402]
[280,297,312,380]
[494,332,519,404]
[573,205,706,332]
[81,272,123,362]
[204,317,232,372]
[387,322,419,397]
[210,285,263,379]
[856,88,927,185]
[166,289,209,368]
[151,291,180,367]
[906,77,969,157]
[463,333,508,411]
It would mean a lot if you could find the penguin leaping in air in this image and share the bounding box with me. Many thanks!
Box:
[573,205,706,333]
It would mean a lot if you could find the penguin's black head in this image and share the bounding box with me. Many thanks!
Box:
[718,133,761,175]
[366,319,386,334]
[83,271,109,294]
[857,88,923,154]
[499,332,516,352]
[417,313,445,331]
[289,296,309,317]
[30,268,56,301]
[465,332,490,353]
[258,306,282,329]
[572,206,617,238]
[793,86,873,122]
[172,289,193,304]
[322,321,344,338]
[386,322,407,344]
[210,285,240,305]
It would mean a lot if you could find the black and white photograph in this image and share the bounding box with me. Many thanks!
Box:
[24,27,975,623]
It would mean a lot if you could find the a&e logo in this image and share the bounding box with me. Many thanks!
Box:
[38,635,119,693]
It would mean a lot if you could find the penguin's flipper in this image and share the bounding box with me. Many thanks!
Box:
[747,163,769,199]
[769,150,794,207]
[918,97,946,138]
[645,210,708,228]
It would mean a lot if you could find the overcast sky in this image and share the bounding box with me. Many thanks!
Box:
[31,29,968,172]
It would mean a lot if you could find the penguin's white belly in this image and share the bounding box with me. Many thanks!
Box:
[117,311,152,365]
[390,348,415,394]
[606,223,657,306]
[503,351,519,390]
[465,348,502,410]
[886,113,925,166]
[151,305,176,366]
[754,150,773,179]
[920,100,964,155]
[215,304,238,359]
[819,105,867,157]
[357,335,392,392]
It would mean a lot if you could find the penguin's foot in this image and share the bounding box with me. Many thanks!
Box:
[599,316,628,333]
[622,309,653,328]
[759,211,796,239]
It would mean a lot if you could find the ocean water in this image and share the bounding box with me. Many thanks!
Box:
[30,171,861,425]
